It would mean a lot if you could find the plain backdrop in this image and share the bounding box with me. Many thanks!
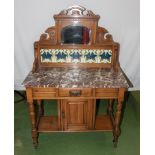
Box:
[14,0,140,90]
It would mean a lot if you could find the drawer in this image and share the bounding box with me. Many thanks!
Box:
[95,88,118,98]
[59,88,92,97]
[32,88,57,99]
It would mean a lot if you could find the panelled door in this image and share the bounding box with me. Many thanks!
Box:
[60,99,95,131]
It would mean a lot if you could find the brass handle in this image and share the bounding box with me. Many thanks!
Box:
[69,90,81,97]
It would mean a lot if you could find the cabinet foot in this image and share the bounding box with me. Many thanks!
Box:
[113,140,118,148]
[33,142,38,149]
[33,137,39,149]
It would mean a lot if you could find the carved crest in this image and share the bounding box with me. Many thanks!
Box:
[54,5,100,19]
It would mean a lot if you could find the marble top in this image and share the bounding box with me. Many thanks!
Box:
[22,68,130,88]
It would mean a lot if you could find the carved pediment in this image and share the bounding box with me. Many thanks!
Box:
[38,5,115,45]
[59,5,95,16]
[33,5,120,72]
[54,5,100,19]
[39,26,56,44]
[96,27,114,44]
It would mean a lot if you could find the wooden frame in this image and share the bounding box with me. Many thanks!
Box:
[24,5,130,148]
[32,5,120,72]
[26,87,126,148]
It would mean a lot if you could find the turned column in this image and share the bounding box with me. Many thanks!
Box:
[113,88,126,147]
[26,88,38,148]
[107,99,114,115]
[37,99,44,116]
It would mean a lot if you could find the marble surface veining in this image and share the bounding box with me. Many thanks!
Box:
[22,68,129,88]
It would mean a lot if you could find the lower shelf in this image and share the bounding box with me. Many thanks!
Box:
[95,115,113,131]
[38,116,59,132]
[38,115,113,132]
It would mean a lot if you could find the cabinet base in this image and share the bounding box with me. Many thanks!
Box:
[38,115,113,132]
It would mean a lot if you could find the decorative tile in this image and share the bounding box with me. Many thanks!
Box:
[40,49,112,63]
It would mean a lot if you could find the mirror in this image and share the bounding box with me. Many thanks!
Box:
[61,25,90,44]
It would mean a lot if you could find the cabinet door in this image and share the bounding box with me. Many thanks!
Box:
[61,99,95,131]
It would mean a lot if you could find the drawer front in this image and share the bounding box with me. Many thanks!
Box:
[32,88,57,99]
[95,88,118,98]
[59,88,92,97]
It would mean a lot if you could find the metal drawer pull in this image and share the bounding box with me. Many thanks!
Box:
[69,90,81,96]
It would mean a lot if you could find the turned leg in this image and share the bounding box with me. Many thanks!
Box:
[107,99,114,115]
[113,100,123,147]
[37,99,44,116]
[28,101,38,148]
[113,88,125,147]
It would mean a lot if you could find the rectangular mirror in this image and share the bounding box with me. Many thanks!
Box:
[61,25,90,44]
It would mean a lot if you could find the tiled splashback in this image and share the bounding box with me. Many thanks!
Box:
[40,49,112,63]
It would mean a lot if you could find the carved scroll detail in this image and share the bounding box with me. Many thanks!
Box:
[39,26,57,44]
[40,33,50,40]
[96,27,113,43]
[58,5,96,17]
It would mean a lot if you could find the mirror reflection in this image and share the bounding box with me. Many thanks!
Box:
[61,25,90,44]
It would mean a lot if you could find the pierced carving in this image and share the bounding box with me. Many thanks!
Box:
[104,33,113,40]
[39,26,57,44]
[40,33,49,40]
[58,5,97,17]
[96,27,113,43]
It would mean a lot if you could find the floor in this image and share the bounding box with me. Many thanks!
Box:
[14,91,140,155]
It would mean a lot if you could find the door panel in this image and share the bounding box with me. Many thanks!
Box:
[60,99,95,131]
[67,101,87,125]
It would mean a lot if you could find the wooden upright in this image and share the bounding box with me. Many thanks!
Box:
[23,5,131,148]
